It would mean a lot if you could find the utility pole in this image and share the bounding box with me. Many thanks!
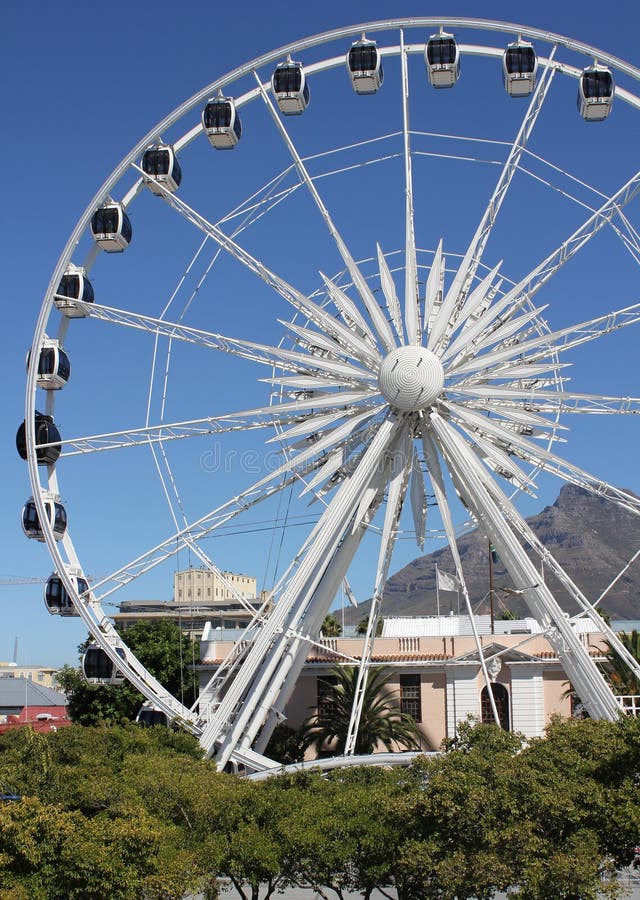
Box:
[488,540,495,635]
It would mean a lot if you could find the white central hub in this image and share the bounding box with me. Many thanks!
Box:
[378,346,445,412]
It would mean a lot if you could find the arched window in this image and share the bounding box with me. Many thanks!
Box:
[481,683,510,730]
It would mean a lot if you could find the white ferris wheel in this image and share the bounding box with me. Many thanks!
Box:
[21,18,640,772]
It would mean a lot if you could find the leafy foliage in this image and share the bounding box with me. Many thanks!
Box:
[1,717,639,898]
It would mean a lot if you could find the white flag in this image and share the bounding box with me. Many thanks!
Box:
[343,578,359,608]
[437,568,460,592]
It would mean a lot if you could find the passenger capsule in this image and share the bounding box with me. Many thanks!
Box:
[22,493,67,542]
[26,338,70,390]
[44,570,88,617]
[90,202,132,252]
[578,65,614,121]
[272,58,310,115]
[54,265,94,317]
[136,703,170,727]
[425,31,460,89]
[503,41,537,97]
[202,95,242,148]
[16,412,61,466]
[347,37,384,94]
[142,144,182,194]
[82,644,126,685]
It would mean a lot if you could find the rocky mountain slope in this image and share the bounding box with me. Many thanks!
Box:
[346,484,640,622]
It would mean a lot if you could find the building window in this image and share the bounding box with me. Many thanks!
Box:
[317,675,337,716]
[481,683,510,730]
[400,674,422,722]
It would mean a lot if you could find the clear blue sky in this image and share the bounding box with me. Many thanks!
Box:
[2,0,639,667]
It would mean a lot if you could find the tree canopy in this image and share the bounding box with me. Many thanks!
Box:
[1,716,639,898]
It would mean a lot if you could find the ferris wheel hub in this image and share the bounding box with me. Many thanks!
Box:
[378,346,444,411]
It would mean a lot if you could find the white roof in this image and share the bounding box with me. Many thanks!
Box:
[381,615,601,638]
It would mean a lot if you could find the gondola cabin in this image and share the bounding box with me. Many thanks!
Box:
[503,41,537,96]
[578,65,614,121]
[54,265,94,317]
[82,645,126,685]
[136,703,170,727]
[347,38,383,94]
[44,571,87,616]
[272,59,310,115]
[90,202,132,252]
[142,144,182,194]
[202,96,242,148]
[26,339,70,390]
[22,494,67,542]
[425,32,460,88]
[16,412,61,466]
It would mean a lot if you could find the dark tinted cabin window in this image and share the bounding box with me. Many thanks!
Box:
[143,148,171,176]
[85,649,112,679]
[53,504,67,531]
[427,38,456,66]
[37,348,55,376]
[505,47,535,74]
[204,101,233,128]
[92,207,119,234]
[274,66,302,93]
[120,214,132,243]
[583,70,613,98]
[23,503,40,528]
[57,273,80,299]
[57,352,71,381]
[349,45,378,72]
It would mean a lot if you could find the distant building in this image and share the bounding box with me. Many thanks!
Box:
[113,567,262,642]
[0,662,60,690]
[198,615,632,753]
[0,677,71,734]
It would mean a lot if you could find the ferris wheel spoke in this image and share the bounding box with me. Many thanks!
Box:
[400,30,420,345]
[444,399,640,517]
[133,171,382,343]
[418,422,502,725]
[252,70,397,353]
[54,394,378,457]
[201,416,402,764]
[452,168,640,357]
[423,239,445,334]
[452,301,640,378]
[67,299,377,382]
[451,384,640,416]
[447,303,549,365]
[428,410,622,721]
[377,244,403,341]
[430,50,558,353]
[345,430,413,755]
[278,317,380,372]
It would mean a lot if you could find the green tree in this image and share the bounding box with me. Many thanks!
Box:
[321,614,342,637]
[300,666,423,756]
[603,629,640,695]
[57,620,199,725]
[356,617,383,636]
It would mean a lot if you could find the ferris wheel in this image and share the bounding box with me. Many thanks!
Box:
[20,18,640,772]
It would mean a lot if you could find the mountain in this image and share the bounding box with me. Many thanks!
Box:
[346,484,640,622]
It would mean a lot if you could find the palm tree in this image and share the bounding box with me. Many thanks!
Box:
[300,665,424,756]
[603,630,640,695]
